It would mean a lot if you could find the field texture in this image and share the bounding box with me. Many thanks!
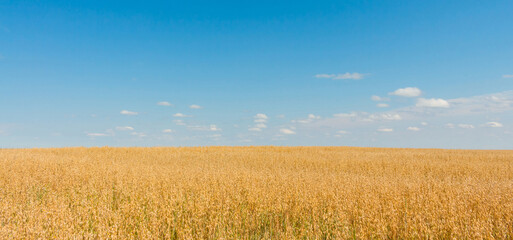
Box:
[1,147,512,239]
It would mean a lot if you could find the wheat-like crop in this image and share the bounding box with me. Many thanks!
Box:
[0,147,512,239]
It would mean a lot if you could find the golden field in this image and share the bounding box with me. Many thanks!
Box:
[0,147,512,239]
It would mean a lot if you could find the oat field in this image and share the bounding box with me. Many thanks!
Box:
[0,147,512,239]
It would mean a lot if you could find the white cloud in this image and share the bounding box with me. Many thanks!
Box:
[371,95,390,101]
[120,110,138,115]
[209,125,221,131]
[485,122,503,128]
[189,104,202,109]
[503,74,513,78]
[389,87,422,97]
[333,112,358,118]
[157,101,173,106]
[416,98,450,108]
[280,128,296,135]
[377,103,389,108]
[315,74,335,78]
[173,113,191,117]
[87,133,109,137]
[445,91,513,114]
[377,128,394,132]
[187,124,221,131]
[116,126,134,131]
[298,91,513,140]
[250,114,269,131]
[130,132,146,137]
[87,129,115,137]
[255,113,268,120]
[389,91,513,117]
[370,113,402,121]
[162,129,174,133]
[332,112,400,122]
[174,120,186,125]
[294,114,321,124]
[315,72,366,80]
[407,127,420,131]
[458,124,475,129]
[308,114,320,119]
[337,130,348,134]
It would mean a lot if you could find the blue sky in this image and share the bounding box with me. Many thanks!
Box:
[1,0,513,149]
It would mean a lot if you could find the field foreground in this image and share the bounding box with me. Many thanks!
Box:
[1,147,512,239]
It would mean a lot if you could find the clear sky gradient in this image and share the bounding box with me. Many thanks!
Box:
[1,1,513,149]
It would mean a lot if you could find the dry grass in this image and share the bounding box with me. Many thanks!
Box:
[0,146,512,239]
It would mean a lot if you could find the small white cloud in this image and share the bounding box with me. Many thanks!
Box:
[458,124,475,129]
[445,123,455,128]
[280,128,296,135]
[333,112,358,118]
[189,104,202,109]
[120,110,138,115]
[116,126,134,131]
[333,73,365,80]
[130,132,147,137]
[371,95,390,101]
[416,98,450,108]
[382,113,401,120]
[87,133,109,137]
[248,127,262,132]
[295,114,321,124]
[308,114,321,119]
[157,101,173,106]
[377,103,389,108]
[485,122,503,128]
[173,113,190,117]
[337,130,348,134]
[377,128,393,132]
[407,127,420,131]
[389,87,422,97]
[421,122,428,126]
[255,113,268,120]
[187,124,221,131]
[370,113,402,121]
[174,120,186,125]
[315,72,366,80]
[209,125,221,131]
[315,74,336,78]
[162,129,174,133]
[503,74,513,78]
[252,113,269,129]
